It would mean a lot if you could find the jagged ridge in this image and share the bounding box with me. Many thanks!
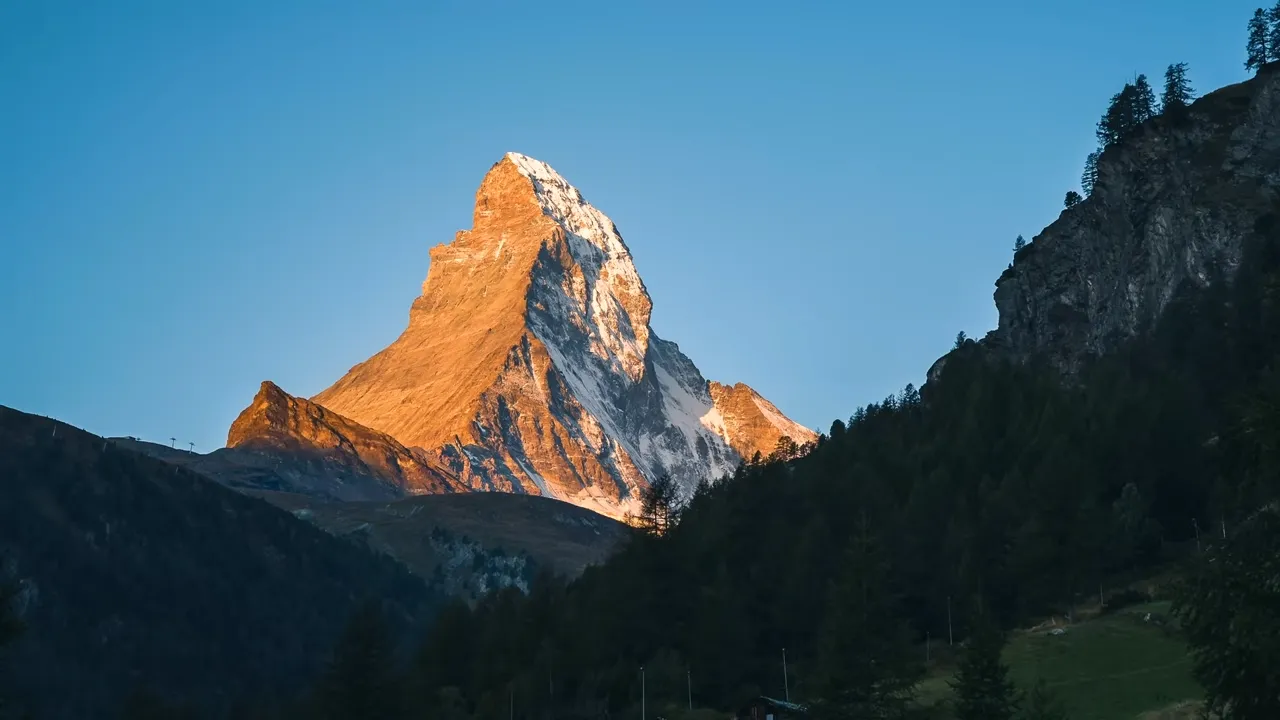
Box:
[225,380,461,500]
[265,153,820,517]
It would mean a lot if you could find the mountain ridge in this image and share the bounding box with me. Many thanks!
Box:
[235,152,815,518]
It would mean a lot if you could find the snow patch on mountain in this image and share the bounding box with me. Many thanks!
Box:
[507,152,652,382]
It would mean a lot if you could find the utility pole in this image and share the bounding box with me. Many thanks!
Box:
[188,441,195,454]
[1193,518,1202,553]
[782,648,790,702]
[1222,516,1227,540]
[687,668,692,711]
[170,437,175,448]
[947,596,954,646]
[641,665,646,720]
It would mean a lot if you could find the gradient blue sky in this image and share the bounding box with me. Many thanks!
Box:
[0,0,1262,452]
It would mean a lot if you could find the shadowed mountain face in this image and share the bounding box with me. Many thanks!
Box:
[0,405,439,719]
[255,490,630,601]
[984,64,1280,375]
[113,431,631,595]
[231,153,815,519]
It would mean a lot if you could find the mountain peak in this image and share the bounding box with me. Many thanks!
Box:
[237,154,813,518]
[499,152,654,380]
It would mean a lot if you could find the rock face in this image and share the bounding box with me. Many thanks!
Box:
[989,64,1280,373]
[241,153,813,518]
[225,380,462,500]
[708,381,819,459]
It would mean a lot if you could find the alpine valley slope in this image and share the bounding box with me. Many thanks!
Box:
[234,153,815,519]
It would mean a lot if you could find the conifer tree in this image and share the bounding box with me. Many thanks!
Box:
[1133,74,1156,124]
[638,474,680,535]
[314,602,403,720]
[955,331,968,349]
[1082,151,1099,196]
[1064,191,1082,209]
[770,435,800,462]
[1161,63,1194,112]
[1248,8,1270,72]
[1014,235,1026,252]
[1097,84,1142,148]
[1173,506,1280,719]
[950,617,1018,720]
[810,516,921,720]
[1271,2,1280,60]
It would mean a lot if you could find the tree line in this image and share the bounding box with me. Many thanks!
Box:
[1246,3,1280,72]
[239,204,1280,720]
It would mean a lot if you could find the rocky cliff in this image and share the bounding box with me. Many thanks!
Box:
[237,153,814,518]
[986,63,1280,373]
[224,380,462,500]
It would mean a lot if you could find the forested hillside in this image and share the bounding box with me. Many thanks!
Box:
[0,408,443,719]
[399,109,1280,720]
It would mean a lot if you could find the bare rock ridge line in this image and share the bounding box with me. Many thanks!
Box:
[231,153,815,518]
[227,380,462,496]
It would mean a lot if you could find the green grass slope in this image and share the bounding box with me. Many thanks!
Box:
[917,602,1201,720]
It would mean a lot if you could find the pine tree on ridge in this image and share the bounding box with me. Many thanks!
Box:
[1248,8,1270,72]
[1270,2,1280,62]
[1161,62,1194,113]
[1082,151,1100,196]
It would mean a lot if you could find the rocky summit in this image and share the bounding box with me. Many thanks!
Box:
[234,153,814,518]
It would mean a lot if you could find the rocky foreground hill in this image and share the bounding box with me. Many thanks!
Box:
[987,63,1280,372]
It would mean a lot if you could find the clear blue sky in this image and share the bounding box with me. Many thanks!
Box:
[0,0,1262,452]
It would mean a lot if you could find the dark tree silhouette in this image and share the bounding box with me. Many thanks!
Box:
[1064,191,1082,209]
[810,517,921,720]
[1173,506,1280,719]
[1014,235,1026,252]
[638,473,680,535]
[1271,3,1280,60]
[950,617,1018,720]
[1097,83,1144,148]
[770,435,800,462]
[1082,151,1099,196]
[313,602,404,720]
[1162,63,1195,112]
[954,331,968,349]
[1134,74,1157,123]
[1248,8,1270,72]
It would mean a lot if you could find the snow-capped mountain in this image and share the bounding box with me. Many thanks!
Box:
[238,153,814,518]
